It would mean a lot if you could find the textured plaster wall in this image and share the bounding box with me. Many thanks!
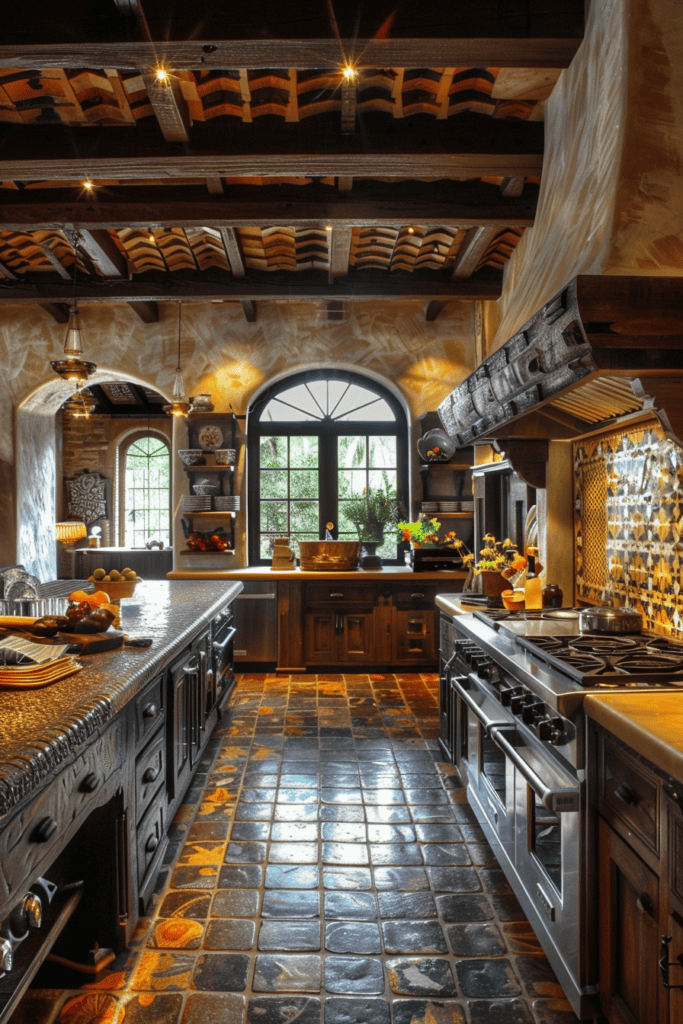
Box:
[491,0,627,350]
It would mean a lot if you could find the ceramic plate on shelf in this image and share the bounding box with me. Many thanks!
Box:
[197,425,223,451]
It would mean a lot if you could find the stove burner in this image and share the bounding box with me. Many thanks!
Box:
[548,651,609,674]
[524,635,564,652]
[611,652,683,674]
[568,635,640,656]
[645,637,683,657]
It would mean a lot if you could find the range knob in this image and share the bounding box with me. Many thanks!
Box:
[522,700,546,725]
[500,685,524,707]
[479,661,500,684]
[8,893,42,938]
[537,717,565,744]
[0,938,12,973]
[510,690,530,715]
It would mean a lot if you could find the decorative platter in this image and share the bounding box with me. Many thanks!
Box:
[197,425,223,451]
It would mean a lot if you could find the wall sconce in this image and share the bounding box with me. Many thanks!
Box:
[55,520,87,543]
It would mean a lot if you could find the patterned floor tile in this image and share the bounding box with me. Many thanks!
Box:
[324,922,382,954]
[253,955,322,992]
[323,956,384,995]
[391,1000,466,1024]
[322,996,391,1024]
[246,996,321,1024]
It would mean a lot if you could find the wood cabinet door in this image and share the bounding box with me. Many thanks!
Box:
[339,612,374,662]
[394,608,436,663]
[304,611,338,663]
[599,817,661,1024]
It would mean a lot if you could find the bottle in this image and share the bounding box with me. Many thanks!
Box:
[524,553,543,609]
[542,584,563,608]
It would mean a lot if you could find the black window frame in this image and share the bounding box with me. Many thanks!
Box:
[247,369,409,566]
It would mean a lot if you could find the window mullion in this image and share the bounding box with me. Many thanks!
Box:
[319,428,338,538]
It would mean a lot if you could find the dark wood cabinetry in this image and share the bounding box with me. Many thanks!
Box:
[473,459,533,555]
[595,727,683,1024]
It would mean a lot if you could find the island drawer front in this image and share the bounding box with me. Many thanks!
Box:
[135,726,166,826]
[599,735,660,856]
[134,673,165,749]
[0,723,125,903]
[136,790,167,892]
[392,585,440,609]
[305,584,375,607]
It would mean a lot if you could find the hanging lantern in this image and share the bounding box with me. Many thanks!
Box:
[164,302,191,417]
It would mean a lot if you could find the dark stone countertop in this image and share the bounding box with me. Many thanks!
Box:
[0,580,242,819]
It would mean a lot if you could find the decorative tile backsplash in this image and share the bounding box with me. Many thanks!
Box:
[574,420,683,638]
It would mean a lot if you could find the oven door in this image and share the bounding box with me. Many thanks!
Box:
[451,674,515,858]
[489,725,584,1000]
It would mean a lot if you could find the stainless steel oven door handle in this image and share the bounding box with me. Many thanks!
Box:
[213,627,237,655]
[451,677,508,736]
[489,726,579,814]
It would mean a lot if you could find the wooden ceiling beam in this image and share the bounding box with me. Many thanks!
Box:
[0,117,543,182]
[0,182,539,231]
[74,228,127,278]
[128,301,159,323]
[141,74,191,144]
[451,226,497,279]
[328,226,353,281]
[39,302,70,323]
[220,229,246,277]
[240,299,257,322]
[0,274,503,304]
[37,242,71,280]
[0,39,582,72]
[425,301,447,322]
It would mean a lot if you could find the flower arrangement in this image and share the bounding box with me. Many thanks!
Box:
[397,515,442,546]
[473,534,517,574]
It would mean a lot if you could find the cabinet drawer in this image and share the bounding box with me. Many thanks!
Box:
[134,674,165,749]
[305,584,375,607]
[135,726,166,825]
[393,585,439,609]
[136,790,167,891]
[599,736,660,856]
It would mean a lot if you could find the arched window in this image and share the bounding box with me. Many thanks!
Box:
[248,370,409,565]
[118,433,171,548]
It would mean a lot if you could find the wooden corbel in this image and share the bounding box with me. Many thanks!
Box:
[492,439,548,489]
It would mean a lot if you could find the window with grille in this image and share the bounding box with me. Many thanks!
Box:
[248,371,408,565]
[122,434,171,548]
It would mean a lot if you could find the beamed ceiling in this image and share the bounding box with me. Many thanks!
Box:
[0,1,583,324]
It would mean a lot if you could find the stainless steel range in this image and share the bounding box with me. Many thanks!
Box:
[436,601,683,1021]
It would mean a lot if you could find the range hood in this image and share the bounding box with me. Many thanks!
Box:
[437,276,683,455]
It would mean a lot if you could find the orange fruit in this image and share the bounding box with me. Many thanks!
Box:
[69,589,90,603]
[89,590,111,607]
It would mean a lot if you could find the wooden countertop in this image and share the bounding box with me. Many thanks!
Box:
[168,566,468,582]
[584,692,683,785]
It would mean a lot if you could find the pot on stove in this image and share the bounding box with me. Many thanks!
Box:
[579,605,643,633]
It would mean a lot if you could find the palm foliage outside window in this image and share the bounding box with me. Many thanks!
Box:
[249,372,408,565]
[123,435,171,548]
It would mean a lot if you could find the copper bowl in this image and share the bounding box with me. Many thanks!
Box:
[501,589,525,611]
[93,577,140,599]
[298,540,361,572]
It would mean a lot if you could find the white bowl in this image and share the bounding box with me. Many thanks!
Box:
[178,449,205,466]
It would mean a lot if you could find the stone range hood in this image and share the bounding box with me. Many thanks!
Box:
[437,275,683,485]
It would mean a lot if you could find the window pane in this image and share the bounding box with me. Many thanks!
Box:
[290,501,318,533]
[369,469,397,493]
[290,436,319,468]
[369,436,397,468]
[338,502,360,535]
[338,469,368,497]
[290,470,318,499]
[260,436,287,468]
[338,435,367,467]
[124,436,170,548]
[260,501,288,533]
[260,469,288,498]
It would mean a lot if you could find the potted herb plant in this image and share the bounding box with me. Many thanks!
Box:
[342,487,402,567]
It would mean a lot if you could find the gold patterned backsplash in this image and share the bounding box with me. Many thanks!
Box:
[574,420,683,639]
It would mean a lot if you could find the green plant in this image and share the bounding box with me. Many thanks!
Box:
[343,487,401,542]
[474,533,516,573]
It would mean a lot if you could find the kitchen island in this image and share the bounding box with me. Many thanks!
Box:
[0,579,242,1023]
[168,567,467,671]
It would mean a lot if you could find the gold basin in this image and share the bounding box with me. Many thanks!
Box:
[298,540,361,572]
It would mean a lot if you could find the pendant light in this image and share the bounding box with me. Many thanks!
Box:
[63,387,97,418]
[163,302,191,418]
[50,235,97,383]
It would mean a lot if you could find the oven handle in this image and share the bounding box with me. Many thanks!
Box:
[489,726,580,814]
[213,626,237,656]
[451,677,508,736]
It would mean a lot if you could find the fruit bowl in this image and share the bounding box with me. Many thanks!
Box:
[93,577,140,600]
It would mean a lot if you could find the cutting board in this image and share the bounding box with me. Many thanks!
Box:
[0,627,124,655]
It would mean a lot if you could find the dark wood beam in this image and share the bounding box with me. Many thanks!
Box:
[492,439,548,489]
[329,226,352,281]
[0,258,17,281]
[128,301,159,323]
[0,180,539,231]
[451,226,497,279]
[74,229,127,278]
[0,117,544,182]
[337,177,353,193]
[425,301,447,322]
[500,177,525,198]
[220,229,246,277]
[39,302,70,323]
[0,273,503,304]
[341,83,357,135]
[240,299,257,323]
[141,74,191,144]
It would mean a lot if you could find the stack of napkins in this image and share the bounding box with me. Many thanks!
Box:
[0,636,81,689]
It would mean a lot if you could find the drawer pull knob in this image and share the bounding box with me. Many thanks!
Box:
[145,834,159,854]
[32,817,58,843]
[660,934,683,990]
[80,772,99,793]
[330,592,344,599]
[142,766,161,785]
[614,782,637,806]
[142,703,158,719]
[410,593,425,600]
